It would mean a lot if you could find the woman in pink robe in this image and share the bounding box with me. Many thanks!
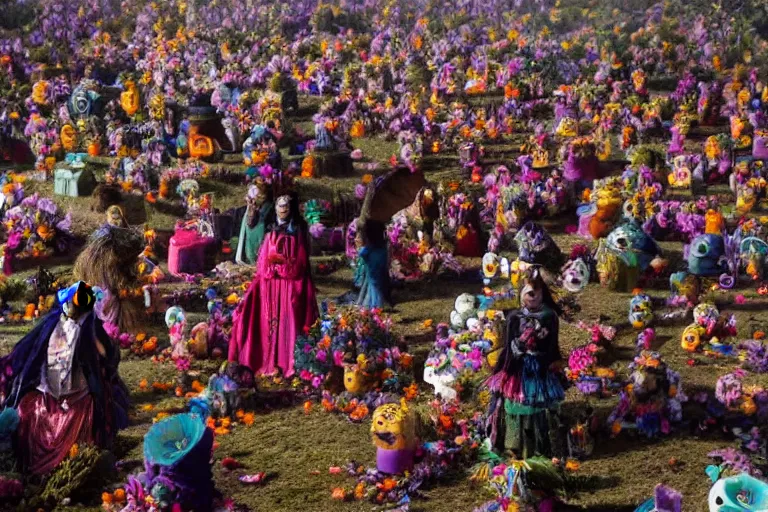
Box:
[228,193,318,377]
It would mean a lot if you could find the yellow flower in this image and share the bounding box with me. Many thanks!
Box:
[561,41,571,51]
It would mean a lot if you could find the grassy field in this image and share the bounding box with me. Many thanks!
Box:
[0,104,765,512]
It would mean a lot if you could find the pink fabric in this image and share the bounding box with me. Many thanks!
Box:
[577,212,593,239]
[168,228,217,275]
[228,230,318,377]
[485,372,522,401]
[16,389,94,474]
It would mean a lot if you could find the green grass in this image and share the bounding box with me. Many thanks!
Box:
[2,104,764,512]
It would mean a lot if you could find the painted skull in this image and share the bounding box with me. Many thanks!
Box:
[561,258,590,293]
[344,364,374,394]
[606,222,660,272]
[556,117,578,137]
[693,303,719,327]
[687,234,726,277]
[371,402,417,451]
[629,293,653,329]
[681,324,704,352]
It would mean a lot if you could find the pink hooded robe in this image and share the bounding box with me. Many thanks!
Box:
[228,227,318,377]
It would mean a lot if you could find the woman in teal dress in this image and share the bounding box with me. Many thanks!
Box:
[236,180,274,265]
[485,267,566,458]
[355,220,392,309]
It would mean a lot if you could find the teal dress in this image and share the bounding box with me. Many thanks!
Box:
[356,245,390,308]
[235,201,274,265]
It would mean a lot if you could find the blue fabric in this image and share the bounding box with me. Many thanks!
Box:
[356,246,390,308]
[144,413,206,467]
[0,308,130,445]
[144,413,215,510]
[521,354,565,408]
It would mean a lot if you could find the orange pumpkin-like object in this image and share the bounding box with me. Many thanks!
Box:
[188,126,214,158]
[60,125,77,152]
[120,81,140,116]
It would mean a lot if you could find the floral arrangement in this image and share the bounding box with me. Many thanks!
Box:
[387,213,463,281]
[424,314,504,400]
[293,303,413,394]
[607,351,686,438]
[332,400,483,506]
[1,193,72,274]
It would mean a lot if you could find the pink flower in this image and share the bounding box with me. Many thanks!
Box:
[735,294,746,305]
[564,224,578,234]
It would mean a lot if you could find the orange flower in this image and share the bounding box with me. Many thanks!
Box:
[191,380,205,393]
[565,459,581,472]
[220,417,231,428]
[236,409,245,419]
[242,412,255,426]
[175,386,184,397]
[755,331,766,340]
[139,378,149,391]
[69,443,79,458]
[304,400,312,414]
[214,427,230,435]
[404,383,418,400]
[113,488,126,503]
[322,398,335,412]
[377,478,397,492]
[102,492,113,505]
[140,404,154,412]
[349,403,369,421]
[399,353,413,368]
[350,120,365,138]
[331,488,347,500]
[136,333,147,342]
[206,417,216,429]
[142,337,157,354]
[438,414,453,430]
[354,481,366,500]
[422,319,433,329]
[153,412,170,423]
[361,174,373,185]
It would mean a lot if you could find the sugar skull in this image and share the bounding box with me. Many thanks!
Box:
[561,258,590,293]
[687,234,726,277]
[629,293,653,329]
[371,401,417,451]
[556,117,579,138]
[605,222,661,273]
[693,303,720,327]
[344,364,376,394]
[669,271,700,304]
[482,252,500,283]
[681,324,704,352]
[667,155,692,189]
[707,470,768,512]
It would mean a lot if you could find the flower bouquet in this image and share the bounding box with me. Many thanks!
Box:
[1,193,72,275]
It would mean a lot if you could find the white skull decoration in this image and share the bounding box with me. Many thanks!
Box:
[423,366,458,401]
[450,293,478,330]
